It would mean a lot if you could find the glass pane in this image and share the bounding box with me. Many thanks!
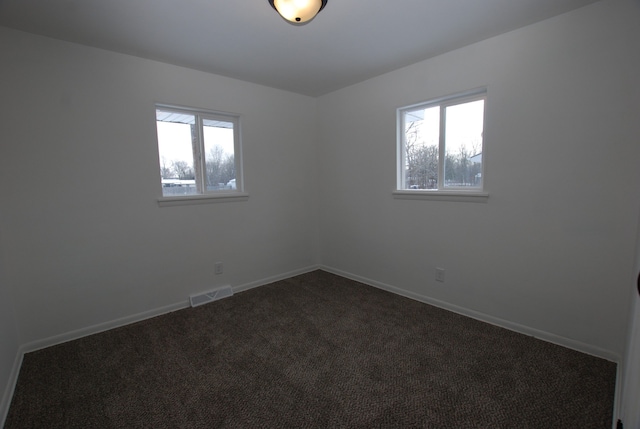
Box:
[156,111,198,197]
[203,119,235,191]
[403,106,439,189]
[443,99,484,188]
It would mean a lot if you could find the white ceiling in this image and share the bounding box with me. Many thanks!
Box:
[0,0,600,96]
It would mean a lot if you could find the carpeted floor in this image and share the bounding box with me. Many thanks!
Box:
[5,270,616,428]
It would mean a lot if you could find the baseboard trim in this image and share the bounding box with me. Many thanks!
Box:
[21,300,191,355]
[232,264,322,294]
[320,265,620,363]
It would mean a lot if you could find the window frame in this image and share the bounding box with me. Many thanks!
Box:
[155,103,248,206]
[394,88,489,203]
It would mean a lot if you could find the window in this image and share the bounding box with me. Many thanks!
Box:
[396,89,486,198]
[155,105,243,200]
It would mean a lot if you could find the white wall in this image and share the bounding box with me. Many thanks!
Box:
[317,0,640,358]
[0,27,320,346]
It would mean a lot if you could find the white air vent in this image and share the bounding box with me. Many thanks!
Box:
[189,285,234,307]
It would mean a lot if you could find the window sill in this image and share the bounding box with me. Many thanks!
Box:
[393,190,489,203]
[158,192,249,207]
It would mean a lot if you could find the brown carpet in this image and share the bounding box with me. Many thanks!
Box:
[5,270,616,428]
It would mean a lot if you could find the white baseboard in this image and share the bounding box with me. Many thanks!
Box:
[232,264,321,293]
[320,265,620,363]
[20,300,191,355]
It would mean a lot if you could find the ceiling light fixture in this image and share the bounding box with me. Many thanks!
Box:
[268,0,328,25]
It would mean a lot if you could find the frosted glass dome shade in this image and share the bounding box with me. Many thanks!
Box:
[270,0,327,24]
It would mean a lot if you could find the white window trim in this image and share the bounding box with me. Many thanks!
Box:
[392,189,489,203]
[154,103,247,207]
[395,88,489,202]
[157,192,249,207]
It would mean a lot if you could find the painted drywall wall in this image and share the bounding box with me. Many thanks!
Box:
[317,0,640,358]
[0,27,319,345]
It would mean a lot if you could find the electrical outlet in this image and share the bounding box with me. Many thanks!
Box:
[214,262,223,275]
[435,267,445,283]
